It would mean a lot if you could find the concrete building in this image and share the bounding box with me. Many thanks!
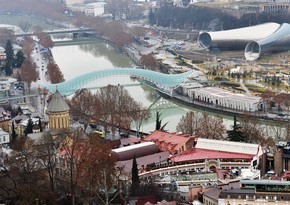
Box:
[188,87,262,112]
[219,180,290,204]
[140,137,264,180]
[274,141,290,176]
[0,128,9,146]
[261,3,290,13]
[85,2,106,17]
[0,46,6,60]
[0,77,17,99]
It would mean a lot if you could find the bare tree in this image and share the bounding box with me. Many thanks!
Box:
[176,111,201,136]
[47,62,65,84]
[18,20,32,33]
[140,53,159,71]
[96,85,137,136]
[270,120,285,142]
[273,93,290,116]
[22,37,34,56]
[37,132,58,199]
[198,113,225,139]
[35,31,54,48]
[0,28,15,46]
[21,59,39,90]
[103,21,133,47]
[59,130,85,205]
[4,138,49,204]
[239,114,265,143]
[105,0,132,20]
[78,135,121,205]
[70,86,145,138]
[131,102,151,137]
[130,26,148,38]
[260,90,275,113]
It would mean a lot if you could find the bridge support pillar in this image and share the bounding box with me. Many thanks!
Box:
[72,33,78,39]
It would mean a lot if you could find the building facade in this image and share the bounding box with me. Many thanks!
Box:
[47,90,70,130]
[219,180,290,205]
[188,87,262,112]
[0,128,9,146]
[85,2,105,17]
[142,130,196,155]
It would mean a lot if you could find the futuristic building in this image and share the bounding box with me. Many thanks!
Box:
[245,23,290,61]
[197,22,290,61]
[197,23,280,50]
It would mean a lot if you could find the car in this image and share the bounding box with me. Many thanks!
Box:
[43,57,46,60]
[277,113,286,117]
[120,133,129,138]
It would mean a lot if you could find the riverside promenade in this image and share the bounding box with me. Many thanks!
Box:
[160,90,290,123]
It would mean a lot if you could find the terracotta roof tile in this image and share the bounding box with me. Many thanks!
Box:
[143,130,194,151]
[170,148,254,163]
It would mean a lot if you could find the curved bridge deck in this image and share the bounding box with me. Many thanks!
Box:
[37,68,192,96]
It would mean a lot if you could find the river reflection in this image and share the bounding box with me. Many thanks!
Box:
[51,39,233,133]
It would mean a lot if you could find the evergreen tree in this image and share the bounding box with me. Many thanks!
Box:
[14,50,25,68]
[227,116,246,142]
[5,39,14,76]
[155,111,168,131]
[11,121,17,145]
[24,118,34,135]
[131,155,140,196]
[17,106,23,115]
[38,118,43,132]
[148,8,155,25]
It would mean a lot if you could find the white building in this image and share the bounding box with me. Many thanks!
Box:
[188,87,262,112]
[0,46,6,60]
[0,128,10,146]
[85,2,106,17]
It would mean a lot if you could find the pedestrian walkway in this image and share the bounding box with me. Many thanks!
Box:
[239,80,252,96]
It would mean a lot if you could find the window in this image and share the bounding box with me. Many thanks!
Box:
[268,196,275,201]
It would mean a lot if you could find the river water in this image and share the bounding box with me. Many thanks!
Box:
[51,39,234,133]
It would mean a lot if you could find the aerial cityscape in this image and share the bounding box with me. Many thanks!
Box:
[0,0,290,204]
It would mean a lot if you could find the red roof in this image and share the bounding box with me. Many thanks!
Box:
[143,130,194,151]
[170,148,254,163]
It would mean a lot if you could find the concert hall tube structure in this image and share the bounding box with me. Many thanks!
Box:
[197,23,280,49]
[245,23,290,61]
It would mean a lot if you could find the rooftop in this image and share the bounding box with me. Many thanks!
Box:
[193,87,261,103]
[170,148,254,163]
[47,90,70,113]
[241,179,290,186]
[143,130,194,150]
[195,138,263,156]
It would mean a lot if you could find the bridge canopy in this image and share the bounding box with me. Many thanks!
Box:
[37,68,192,96]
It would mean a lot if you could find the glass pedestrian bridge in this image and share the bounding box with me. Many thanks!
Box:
[37,68,192,96]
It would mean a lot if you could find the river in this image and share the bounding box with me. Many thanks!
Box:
[51,39,234,133]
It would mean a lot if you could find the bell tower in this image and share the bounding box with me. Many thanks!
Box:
[47,90,70,130]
